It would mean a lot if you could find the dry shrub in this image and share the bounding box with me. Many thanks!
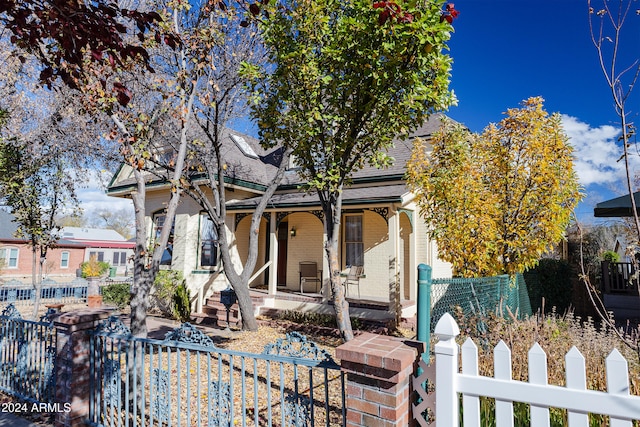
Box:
[453,306,640,426]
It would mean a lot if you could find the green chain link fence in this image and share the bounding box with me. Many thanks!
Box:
[416,265,533,357]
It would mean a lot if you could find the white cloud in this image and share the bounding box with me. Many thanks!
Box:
[73,170,133,216]
[561,114,640,187]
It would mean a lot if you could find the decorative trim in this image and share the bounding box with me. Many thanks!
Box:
[369,207,389,224]
[163,323,216,349]
[398,208,414,227]
[234,212,249,229]
[93,316,131,337]
[151,368,170,423]
[262,331,333,361]
[208,381,231,427]
[1,303,21,319]
[311,210,324,221]
[276,211,292,227]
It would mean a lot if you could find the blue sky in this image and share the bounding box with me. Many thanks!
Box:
[82,0,640,224]
[444,0,640,222]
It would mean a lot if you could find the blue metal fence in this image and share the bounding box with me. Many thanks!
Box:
[0,304,57,405]
[88,317,345,427]
[0,278,88,305]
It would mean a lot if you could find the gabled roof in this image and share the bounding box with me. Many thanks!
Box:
[108,127,280,195]
[107,114,447,202]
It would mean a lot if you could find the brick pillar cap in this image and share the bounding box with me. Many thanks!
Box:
[336,332,425,372]
[54,308,114,326]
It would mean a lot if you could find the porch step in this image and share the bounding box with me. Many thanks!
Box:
[195,291,266,329]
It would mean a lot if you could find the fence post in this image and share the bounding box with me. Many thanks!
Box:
[434,312,460,427]
[417,264,432,358]
[53,308,112,427]
[336,333,425,426]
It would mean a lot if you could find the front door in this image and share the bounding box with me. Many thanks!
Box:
[277,221,288,286]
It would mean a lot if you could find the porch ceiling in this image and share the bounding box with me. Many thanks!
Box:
[226,184,409,210]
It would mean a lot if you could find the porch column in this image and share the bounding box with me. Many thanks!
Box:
[322,231,330,302]
[268,212,278,296]
[409,207,417,302]
[388,208,400,313]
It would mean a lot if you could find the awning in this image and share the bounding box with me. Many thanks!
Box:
[594,191,640,217]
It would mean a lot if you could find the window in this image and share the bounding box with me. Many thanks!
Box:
[112,252,127,266]
[60,251,70,268]
[0,247,18,269]
[199,214,218,267]
[90,251,105,262]
[153,211,174,266]
[344,215,363,267]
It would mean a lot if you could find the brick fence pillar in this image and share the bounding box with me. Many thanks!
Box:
[53,309,112,427]
[336,332,425,427]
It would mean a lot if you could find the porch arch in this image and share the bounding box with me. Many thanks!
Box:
[234,214,270,288]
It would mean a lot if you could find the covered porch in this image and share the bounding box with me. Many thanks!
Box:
[228,184,424,319]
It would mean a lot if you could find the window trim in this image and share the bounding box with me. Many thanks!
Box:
[0,247,19,269]
[198,213,218,269]
[152,210,174,267]
[343,213,364,268]
[60,251,70,268]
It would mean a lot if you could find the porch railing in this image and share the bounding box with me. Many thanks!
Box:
[601,261,640,295]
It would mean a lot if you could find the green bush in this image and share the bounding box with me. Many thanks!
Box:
[153,270,191,321]
[602,250,620,263]
[101,282,131,309]
[523,259,572,314]
[172,283,191,322]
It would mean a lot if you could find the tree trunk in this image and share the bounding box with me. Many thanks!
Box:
[322,189,354,342]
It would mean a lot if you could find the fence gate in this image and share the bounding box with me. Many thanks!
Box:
[0,303,57,405]
[88,316,345,427]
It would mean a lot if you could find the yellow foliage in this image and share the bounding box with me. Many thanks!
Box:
[407,97,583,276]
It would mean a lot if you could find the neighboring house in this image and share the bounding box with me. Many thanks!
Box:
[107,116,453,315]
[60,227,135,277]
[0,210,86,283]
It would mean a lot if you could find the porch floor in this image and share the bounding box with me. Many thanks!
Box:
[248,287,417,325]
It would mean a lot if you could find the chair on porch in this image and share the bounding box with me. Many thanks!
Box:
[299,262,322,294]
[344,265,364,298]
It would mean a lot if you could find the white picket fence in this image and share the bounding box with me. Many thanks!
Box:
[434,312,640,426]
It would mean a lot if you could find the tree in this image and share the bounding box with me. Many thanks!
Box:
[588,0,640,252]
[0,0,171,93]
[0,125,79,317]
[247,0,458,341]
[175,2,289,331]
[89,208,135,239]
[407,97,583,277]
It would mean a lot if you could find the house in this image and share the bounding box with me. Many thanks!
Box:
[0,211,135,283]
[0,210,86,283]
[106,116,453,317]
[59,227,135,277]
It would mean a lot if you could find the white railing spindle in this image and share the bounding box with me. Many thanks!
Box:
[462,338,480,427]
[528,343,550,426]
[607,349,632,427]
[494,341,514,427]
[565,347,588,426]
